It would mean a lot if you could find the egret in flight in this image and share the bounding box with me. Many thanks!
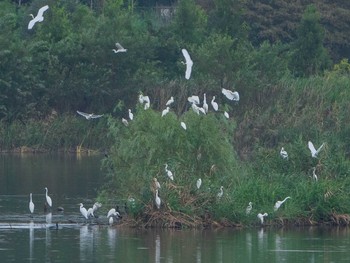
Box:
[180,122,187,130]
[181,49,193,79]
[246,202,252,215]
[222,88,240,102]
[29,193,34,215]
[77,111,103,120]
[211,96,218,111]
[257,213,268,224]
[196,178,202,189]
[79,203,88,220]
[161,107,170,117]
[28,5,49,30]
[44,187,52,209]
[166,96,174,106]
[128,109,133,120]
[280,147,288,159]
[308,141,325,158]
[155,190,161,209]
[113,42,127,53]
[274,196,291,211]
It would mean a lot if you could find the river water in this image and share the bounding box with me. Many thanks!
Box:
[1,154,350,262]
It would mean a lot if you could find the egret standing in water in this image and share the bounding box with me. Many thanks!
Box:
[79,203,88,220]
[28,5,49,30]
[274,197,291,211]
[308,141,325,158]
[181,49,193,80]
[211,96,218,111]
[257,213,268,224]
[29,193,35,215]
[246,202,252,215]
[44,187,52,209]
[155,190,161,209]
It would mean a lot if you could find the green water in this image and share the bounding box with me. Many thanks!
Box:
[0,154,350,262]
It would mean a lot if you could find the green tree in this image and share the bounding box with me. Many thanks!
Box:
[289,4,331,76]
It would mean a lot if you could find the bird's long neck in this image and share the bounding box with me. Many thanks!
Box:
[282,197,290,202]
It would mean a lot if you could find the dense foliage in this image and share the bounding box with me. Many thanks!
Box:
[2,0,350,226]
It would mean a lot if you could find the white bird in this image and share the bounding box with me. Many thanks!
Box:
[161,107,170,117]
[29,193,34,215]
[308,141,325,158]
[217,186,224,198]
[153,177,161,190]
[44,187,52,208]
[312,167,318,182]
[165,164,174,181]
[87,208,94,218]
[122,118,129,126]
[93,202,102,212]
[107,209,121,225]
[187,95,200,105]
[224,111,229,119]
[257,213,268,224]
[166,96,174,106]
[107,208,117,218]
[181,49,193,79]
[211,96,218,111]
[280,147,288,159]
[155,190,161,209]
[28,5,49,30]
[77,111,103,120]
[112,42,127,53]
[246,202,252,215]
[202,94,208,113]
[274,197,291,211]
[139,95,150,110]
[128,109,133,120]
[180,122,187,130]
[191,103,206,115]
[79,203,88,220]
[222,88,240,102]
[196,178,202,189]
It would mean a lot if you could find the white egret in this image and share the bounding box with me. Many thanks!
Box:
[109,216,114,225]
[274,196,291,211]
[107,208,117,218]
[191,103,206,115]
[77,111,103,120]
[217,186,224,199]
[187,95,200,105]
[312,167,318,182]
[181,49,193,80]
[28,5,49,30]
[211,96,218,111]
[93,202,102,212]
[246,202,252,215]
[139,95,150,110]
[308,141,325,158]
[29,193,34,215]
[87,208,94,218]
[222,88,240,102]
[153,177,161,190]
[128,109,133,120]
[280,147,288,159]
[122,118,129,126]
[112,42,127,53]
[79,203,88,220]
[196,178,202,189]
[180,122,187,130]
[202,94,208,113]
[155,190,161,209]
[257,213,268,224]
[44,187,52,208]
[224,111,229,119]
[165,164,174,181]
[166,96,174,106]
[161,107,170,117]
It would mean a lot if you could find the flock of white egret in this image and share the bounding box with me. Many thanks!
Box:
[28,187,121,225]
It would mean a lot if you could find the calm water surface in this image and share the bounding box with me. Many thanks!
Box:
[1,154,350,262]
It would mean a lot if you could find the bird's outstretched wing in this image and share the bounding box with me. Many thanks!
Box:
[77,111,90,118]
[316,143,325,154]
[90,114,103,119]
[37,5,49,17]
[182,49,193,79]
[308,141,317,156]
[115,42,124,49]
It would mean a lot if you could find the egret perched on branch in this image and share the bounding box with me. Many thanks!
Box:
[180,122,187,130]
[217,186,224,199]
[128,109,133,120]
[113,42,127,53]
[161,107,170,117]
[222,88,240,102]
[246,202,252,215]
[153,177,161,190]
[202,94,208,113]
[257,213,268,224]
[29,193,34,215]
[191,103,206,115]
[77,111,103,120]
[166,97,174,106]
[165,164,174,180]
[312,167,318,182]
[28,5,49,30]
[139,94,150,110]
[79,203,88,220]
[181,49,193,80]
[211,96,218,111]
[155,190,161,209]
[196,178,202,189]
[280,147,288,159]
[44,187,52,209]
[122,118,129,126]
[308,141,325,158]
[274,197,291,211]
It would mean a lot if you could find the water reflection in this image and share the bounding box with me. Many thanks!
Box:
[155,234,160,263]
[29,220,34,263]
[80,225,93,261]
